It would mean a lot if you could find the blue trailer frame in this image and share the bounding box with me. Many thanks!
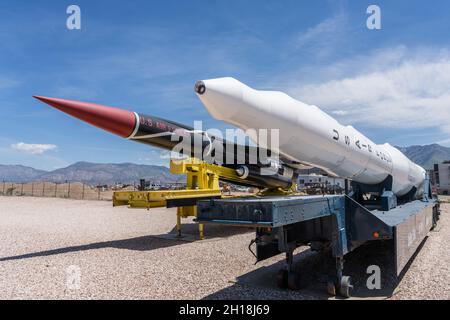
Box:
[195,178,440,297]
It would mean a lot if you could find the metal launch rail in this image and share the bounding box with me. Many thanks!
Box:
[196,184,440,297]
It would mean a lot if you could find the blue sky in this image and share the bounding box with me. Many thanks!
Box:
[0,0,449,170]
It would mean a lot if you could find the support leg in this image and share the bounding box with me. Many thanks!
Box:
[276,245,294,289]
[286,245,294,272]
[336,257,344,281]
[198,223,204,240]
[285,243,302,290]
[327,257,353,298]
[275,229,302,290]
[176,211,182,238]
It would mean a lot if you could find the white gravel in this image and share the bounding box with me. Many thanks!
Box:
[0,197,448,300]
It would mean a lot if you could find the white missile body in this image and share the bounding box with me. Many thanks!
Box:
[195,77,425,197]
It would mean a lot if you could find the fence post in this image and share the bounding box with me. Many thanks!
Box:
[42,182,45,197]
[31,182,34,196]
[2,181,5,195]
[21,183,24,196]
[82,183,85,200]
[98,185,100,200]
[68,182,71,198]
[55,183,58,197]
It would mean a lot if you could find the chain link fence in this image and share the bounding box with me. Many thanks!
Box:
[0,181,137,201]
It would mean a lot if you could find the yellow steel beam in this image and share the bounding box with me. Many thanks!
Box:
[113,189,221,208]
[113,157,295,240]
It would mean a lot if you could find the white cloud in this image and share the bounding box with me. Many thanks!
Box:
[296,13,347,48]
[0,76,19,90]
[332,110,349,116]
[287,47,450,135]
[11,142,57,155]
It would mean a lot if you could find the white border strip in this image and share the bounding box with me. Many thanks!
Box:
[127,112,140,139]
[131,132,174,140]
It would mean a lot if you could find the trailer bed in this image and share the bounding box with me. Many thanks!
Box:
[196,195,439,278]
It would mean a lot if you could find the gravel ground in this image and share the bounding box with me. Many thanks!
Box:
[0,197,448,300]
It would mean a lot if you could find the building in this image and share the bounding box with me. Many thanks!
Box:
[434,161,450,195]
[298,174,345,194]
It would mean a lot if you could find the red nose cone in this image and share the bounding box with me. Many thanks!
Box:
[34,96,136,138]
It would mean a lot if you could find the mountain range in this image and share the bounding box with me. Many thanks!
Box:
[0,162,183,185]
[396,144,450,169]
[1,144,449,184]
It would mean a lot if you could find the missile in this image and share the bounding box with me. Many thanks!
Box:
[33,96,295,189]
[195,77,426,197]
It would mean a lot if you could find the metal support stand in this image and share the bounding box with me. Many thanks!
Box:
[336,257,344,281]
[114,158,238,240]
[198,223,204,240]
[327,257,353,298]
[176,212,182,238]
[276,229,302,290]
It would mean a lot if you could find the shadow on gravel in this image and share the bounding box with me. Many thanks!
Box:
[0,224,251,262]
[204,238,429,300]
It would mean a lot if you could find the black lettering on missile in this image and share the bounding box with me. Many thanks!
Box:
[355,140,361,149]
[140,117,153,127]
[368,145,372,153]
[156,122,167,130]
[345,136,350,146]
[333,130,339,141]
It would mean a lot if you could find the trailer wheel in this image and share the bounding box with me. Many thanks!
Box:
[287,271,302,290]
[339,276,353,298]
[276,269,288,289]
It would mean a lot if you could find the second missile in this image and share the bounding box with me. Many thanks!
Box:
[34,96,296,189]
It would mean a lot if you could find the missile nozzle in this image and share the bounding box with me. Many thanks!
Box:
[194,81,206,95]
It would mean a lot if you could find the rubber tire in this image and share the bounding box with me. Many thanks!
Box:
[276,269,288,289]
[339,276,353,298]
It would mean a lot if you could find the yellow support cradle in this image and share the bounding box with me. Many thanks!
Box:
[113,158,241,239]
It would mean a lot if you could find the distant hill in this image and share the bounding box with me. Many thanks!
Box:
[396,144,450,169]
[0,164,46,182]
[1,144,449,183]
[0,162,183,185]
